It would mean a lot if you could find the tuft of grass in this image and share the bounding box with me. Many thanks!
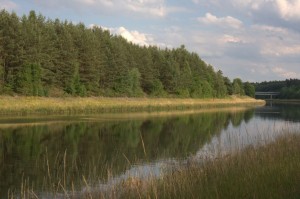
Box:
[0,96,265,115]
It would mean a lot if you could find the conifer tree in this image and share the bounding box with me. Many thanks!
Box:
[233,78,245,95]
[0,10,242,99]
[0,10,23,91]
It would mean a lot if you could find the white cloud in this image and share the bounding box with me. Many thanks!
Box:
[231,0,265,9]
[79,0,170,17]
[124,0,166,17]
[250,25,300,57]
[198,13,243,29]
[115,26,153,46]
[90,25,156,46]
[220,34,243,44]
[261,45,300,56]
[34,0,173,17]
[231,0,300,22]
[253,25,287,34]
[275,0,300,21]
[272,66,299,79]
[0,0,18,11]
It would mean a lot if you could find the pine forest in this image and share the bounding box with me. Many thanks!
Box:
[0,10,250,98]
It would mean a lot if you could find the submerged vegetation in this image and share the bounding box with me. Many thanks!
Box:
[0,96,264,115]
[0,10,254,98]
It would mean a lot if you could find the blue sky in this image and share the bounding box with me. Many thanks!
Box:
[1,0,300,82]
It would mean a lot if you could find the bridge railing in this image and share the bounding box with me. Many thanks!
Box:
[255,92,280,100]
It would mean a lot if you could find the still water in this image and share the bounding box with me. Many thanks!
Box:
[0,103,299,197]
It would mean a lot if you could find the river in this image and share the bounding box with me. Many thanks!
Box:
[0,103,299,198]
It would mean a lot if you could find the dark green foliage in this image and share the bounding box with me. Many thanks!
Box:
[223,77,233,95]
[0,10,245,98]
[0,60,3,94]
[150,79,166,97]
[244,82,255,97]
[232,78,245,96]
[214,70,228,98]
[64,64,86,96]
[128,68,144,96]
[15,64,43,96]
[254,79,300,99]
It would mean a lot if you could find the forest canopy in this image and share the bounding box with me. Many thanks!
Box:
[254,79,300,99]
[0,10,252,98]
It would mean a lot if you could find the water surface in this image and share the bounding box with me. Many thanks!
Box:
[0,103,299,197]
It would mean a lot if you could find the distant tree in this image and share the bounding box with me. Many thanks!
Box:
[0,63,4,94]
[127,67,143,97]
[177,61,193,97]
[201,80,214,98]
[0,10,23,91]
[159,50,180,94]
[214,70,227,98]
[190,76,203,98]
[223,77,233,95]
[232,78,245,96]
[16,64,43,96]
[150,79,166,97]
[244,82,255,97]
[136,47,155,94]
[72,23,100,93]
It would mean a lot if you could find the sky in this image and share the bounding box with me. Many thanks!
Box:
[1,0,300,82]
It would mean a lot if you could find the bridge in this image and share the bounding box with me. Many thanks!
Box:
[255,92,280,100]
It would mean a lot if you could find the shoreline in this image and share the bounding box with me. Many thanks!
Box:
[0,96,265,115]
[265,99,300,104]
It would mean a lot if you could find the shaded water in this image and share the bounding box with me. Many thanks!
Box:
[0,103,299,197]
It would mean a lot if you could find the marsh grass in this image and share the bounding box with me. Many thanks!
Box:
[0,96,265,115]
[9,132,300,199]
[121,133,300,199]
[7,150,124,199]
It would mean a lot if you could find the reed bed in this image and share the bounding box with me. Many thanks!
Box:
[119,133,300,199]
[0,96,265,115]
[8,132,300,199]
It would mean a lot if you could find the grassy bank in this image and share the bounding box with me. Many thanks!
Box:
[0,96,265,115]
[119,133,300,199]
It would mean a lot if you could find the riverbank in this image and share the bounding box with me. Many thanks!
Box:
[266,99,300,104]
[118,133,300,199]
[0,96,265,115]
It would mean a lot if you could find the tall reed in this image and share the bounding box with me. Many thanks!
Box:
[119,133,300,199]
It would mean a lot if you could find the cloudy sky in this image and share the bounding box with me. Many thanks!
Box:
[1,0,300,82]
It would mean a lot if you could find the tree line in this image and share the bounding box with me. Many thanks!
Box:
[0,10,253,98]
[254,79,300,99]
